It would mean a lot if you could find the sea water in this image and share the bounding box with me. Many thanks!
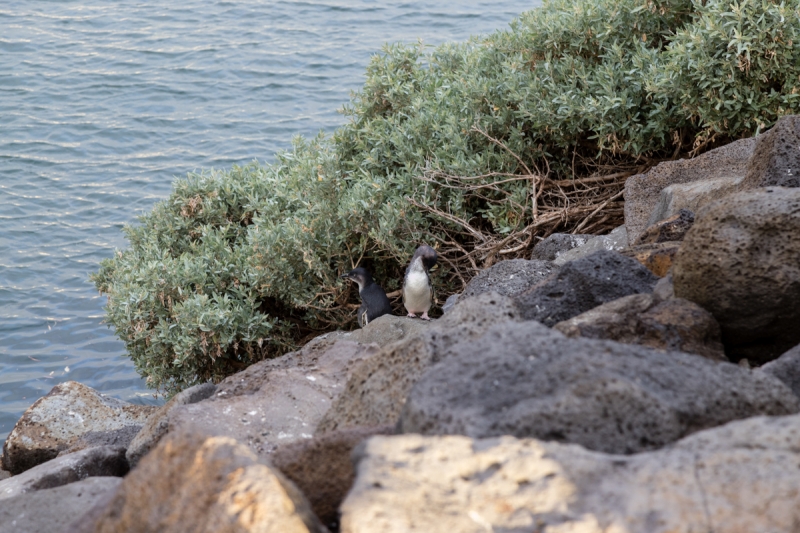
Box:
[0,0,538,446]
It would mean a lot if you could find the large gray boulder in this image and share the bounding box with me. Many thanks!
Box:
[1,382,156,475]
[673,186,800,363]
[624,137,756,243]
[740,114,800,189]
[71,426,326,533]
[316,292,521,434]
[551,225,629,265]
[554,293,726,361]
[531,233,593,261]
[514,250,659,326]
[647,175,744,227]
[125,382,216,468]
[398,320,797,454]
[461,259,555,299]
[0,477,122,533]
[760,343,800,399]
[342,414,800,533]
[0,446,127,501]
[168,333,379,461]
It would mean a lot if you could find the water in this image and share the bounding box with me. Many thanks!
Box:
[0,0,536,447]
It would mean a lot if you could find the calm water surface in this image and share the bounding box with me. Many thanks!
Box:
[0,0,537,446]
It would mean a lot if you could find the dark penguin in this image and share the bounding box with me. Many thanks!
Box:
[341,267,393,328]
[402,244,437,320]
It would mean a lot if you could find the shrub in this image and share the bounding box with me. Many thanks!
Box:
[94,0,800,395]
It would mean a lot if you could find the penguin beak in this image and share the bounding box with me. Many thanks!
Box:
[340,274,349,279]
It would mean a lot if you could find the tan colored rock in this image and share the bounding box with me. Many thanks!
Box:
[673,186,800,364]
[86,427,326,533]
[619,241,681,277]
[270,425,393,528]
[624,137,756,244]
[342,414,800,533]
[315,292,520,434]
[169,334,379,460]
[555,293,726,361]
[2,382,156,475]
[345,314,432,347]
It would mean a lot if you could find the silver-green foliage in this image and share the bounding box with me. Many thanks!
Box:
[93,0,800,395]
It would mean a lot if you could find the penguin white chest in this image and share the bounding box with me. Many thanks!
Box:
[404,271,431,313]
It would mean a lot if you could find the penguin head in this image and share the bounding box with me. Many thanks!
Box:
[341,267,373,291]
[411,244,438,272]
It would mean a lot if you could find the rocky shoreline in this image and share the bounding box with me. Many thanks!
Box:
[2,115,800,532]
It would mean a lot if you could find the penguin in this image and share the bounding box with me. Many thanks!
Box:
[402,244,437,320]
[341,267,393,328]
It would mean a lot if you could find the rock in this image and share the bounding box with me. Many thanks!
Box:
[530,233,593,261]
[740,114,800,189]
[461,259,555,299]
[514,250,659,326]
[125,382,216,469]
[635,209,695,244]
[554,293,726,361]
[760,343,800,399]
[441,293,459,314]
[398,320,795,454]
[316,292,520,434]
[619,241,682,277]
[0,477,121,533]
[624,137,756,244]
[271,425,393,529]
[346,314,432,347]
[551,225,629,265]
[342,414,800,533]
[168,333,379,460]
[0,446,127,501]
[653,272,675,301]
[647,175,744,227]
[79,427,326,533]
[673,186,800,364]
[1,382,155,475]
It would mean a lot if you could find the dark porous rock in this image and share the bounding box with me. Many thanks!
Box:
[346,314,432,347]
[551,226,629,265]
[2,382,156,475]
[555,293,726,361]
[531,233,593,261]
[760,344,800,399]
[0,446,127,501]
[77,426,326,533]
[624,137,756,244]
[316,292,520,434]
[673,187,800,364]
[168,332,379,461]
[619,241,682,277]
[125,382,216,469]
[0,476,121,533]
[514,250,659,326]
[461,259,556,299]
[635,209,695,245]
[398,321,797,454]
[740,115,800,189]
[271,425,393,529]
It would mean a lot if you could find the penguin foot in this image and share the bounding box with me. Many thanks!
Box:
[407,312,418,318]
[420,312,431,321]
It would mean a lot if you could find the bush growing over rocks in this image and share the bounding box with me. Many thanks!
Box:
[93,0,800,395]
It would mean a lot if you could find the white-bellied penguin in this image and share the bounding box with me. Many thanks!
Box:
[341,267,393,328]
[402,244,437,320]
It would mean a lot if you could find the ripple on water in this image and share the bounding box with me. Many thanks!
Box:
[0,0,536,447]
